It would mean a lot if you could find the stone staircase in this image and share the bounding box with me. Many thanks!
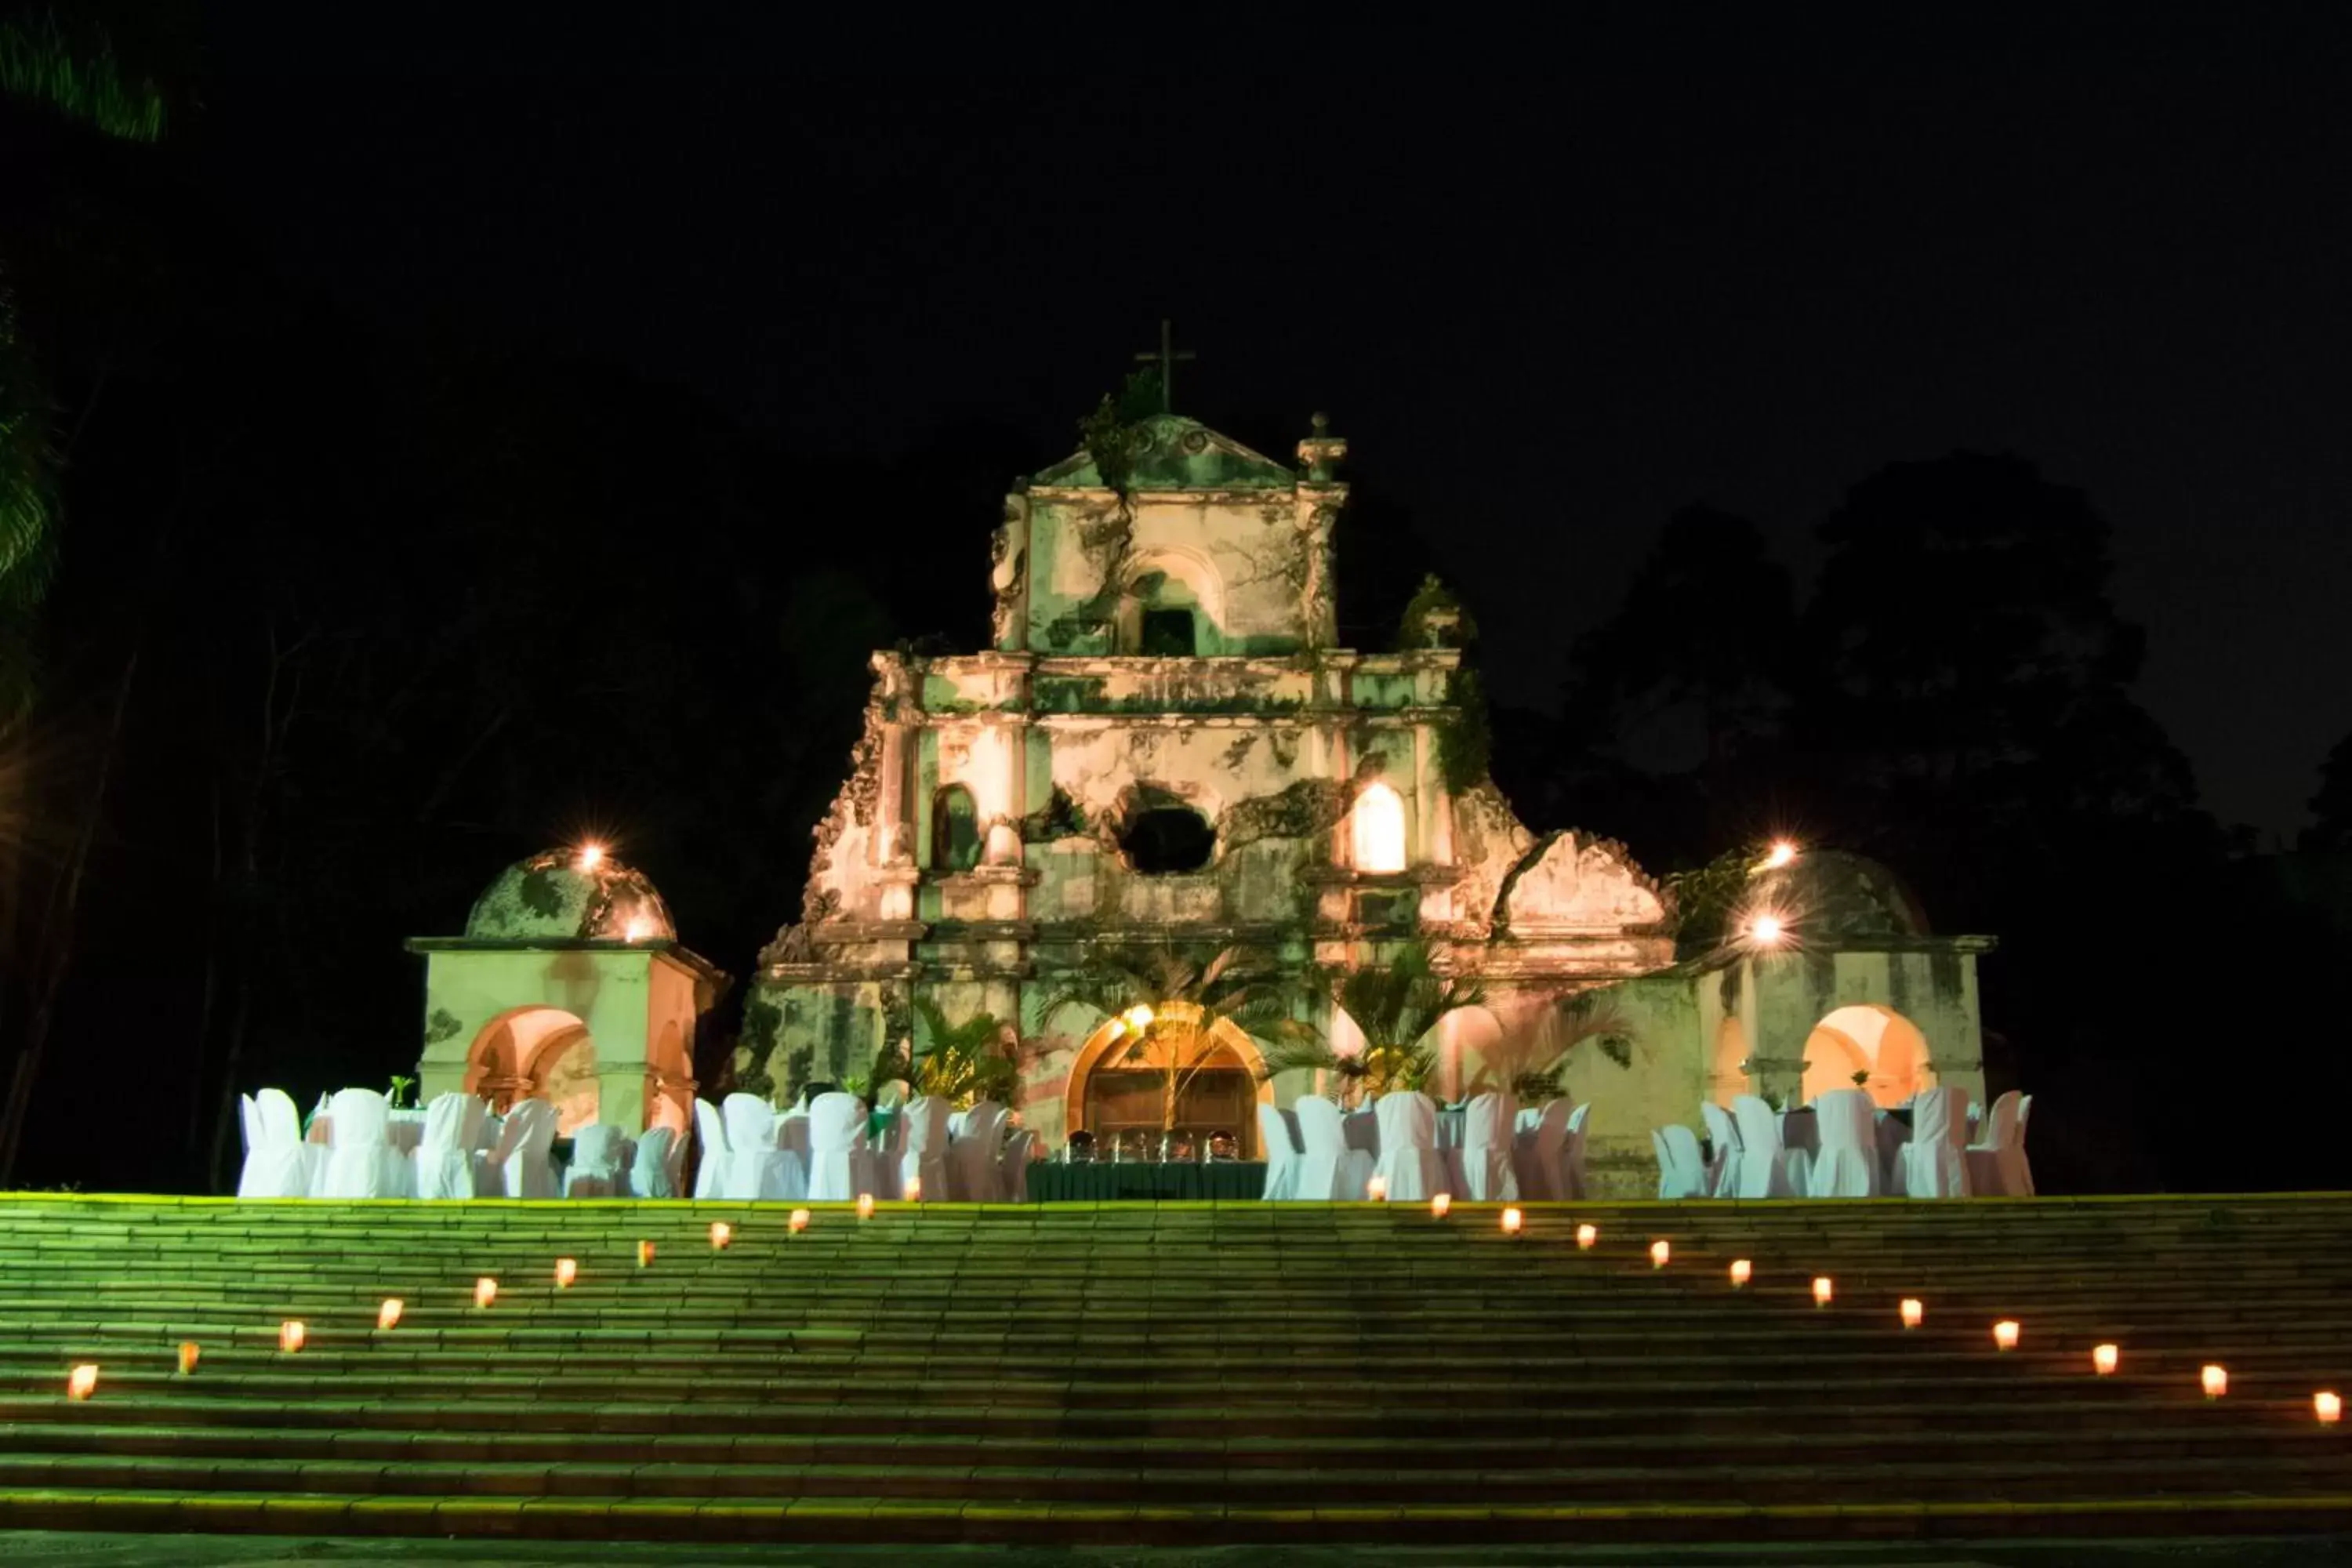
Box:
[0,1192,2348,1548]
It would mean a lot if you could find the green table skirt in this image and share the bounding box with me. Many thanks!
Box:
[1028,1162,1269,1202]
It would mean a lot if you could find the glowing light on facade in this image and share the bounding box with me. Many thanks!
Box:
[1762,840,1798,870]
[1749,913,1786,946]
[576,844,605,873]
[1351,782,1407,873]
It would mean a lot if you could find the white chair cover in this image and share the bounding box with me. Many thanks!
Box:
[1290,1094,1374,1200]
[1511,1099,1570,1201]
[806,1091,875,1202]
[1699,1102,1741,1198]
[1807,1090,1881,1198]
[691,1098,728,1200]
[899,1097,953,1202]
[322,1088,408,1198]
[1903,1085,1971,1198]
[1257,1102,1302,1200]
[495,1098,560,1199]
[1653,1124,1708,1199]
[1369,1091,1448,1201]
[1453,1092,1519,1201]
[722,1093,799,1201]
[630,1125,681,1198]
[949,1100,1006,1202]
[1730,1094,1802,1198]
[1965,1090,2034,1197]
[412,1093,477,1200]
[1561,1102,1591,1199]
[998,1128,1037,1203]
[237,1089,312,1199]
[564,1123,627,1197]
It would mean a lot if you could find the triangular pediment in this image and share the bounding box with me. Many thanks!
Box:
[1033,415,1294,491]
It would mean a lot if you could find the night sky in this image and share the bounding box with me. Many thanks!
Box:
[201,7,2351,835]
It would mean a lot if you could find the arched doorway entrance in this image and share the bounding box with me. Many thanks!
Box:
[464,1007,601,1134]
[1799,1004,1931,1107]
[1064,1002,1274,1157]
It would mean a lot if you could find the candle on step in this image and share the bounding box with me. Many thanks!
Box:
[1499,1207,1523,1235]
[67,1364,96,1400]
[710,1221,731,1249]
[2201,1364,2228,1399]
[1900,1298,1923,1329]
[474,1277,498,1308]
[1650,1240,1671,1269]
[1813,1276,1835,1307]
[378,1298,403,1330]
[1366,1175,1387,1202]
[2317,1392,2342,1425]
[1430,1192,1450,1218]
[789,1208,810,1234]
[857,1192,876,1221]
[1728,1258,1751,1287]
[2092,1344,2118,1376]
[1992,1319,2020,1351]
[278,1320,306,1353]
[904,1175,922,1202]
[1576,1224,1598,1250]
[554,1258,577,1288]
[176,1341,200,1376]
[637,1240,654,1268]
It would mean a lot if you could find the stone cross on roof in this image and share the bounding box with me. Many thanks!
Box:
[1133,318,1195,413]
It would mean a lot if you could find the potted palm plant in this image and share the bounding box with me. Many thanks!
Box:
[1255,944,1485,1108]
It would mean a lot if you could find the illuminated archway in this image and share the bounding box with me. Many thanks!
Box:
[1799,1004,1930,1107]
[464,1006,600,1131]
[1351,782,1407,873]
[1063,1000,1275,1156]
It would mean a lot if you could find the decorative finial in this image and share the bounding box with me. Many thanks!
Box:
[1298,411,1347,483]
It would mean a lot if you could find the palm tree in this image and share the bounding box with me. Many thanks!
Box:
[1044,944,1300,1134]
[858,999,1025,1109]
[1256,945,1484,1106]
[1459,993,1632,1103]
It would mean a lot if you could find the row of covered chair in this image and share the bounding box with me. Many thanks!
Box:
[1654,1087,2036,1200]
[236,1087,685,1200]
[1258,1092,1590,1202]
[691,1092,1036,1203]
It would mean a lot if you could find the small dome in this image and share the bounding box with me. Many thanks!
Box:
[465,848,677,942]
[1753,849,1929,940]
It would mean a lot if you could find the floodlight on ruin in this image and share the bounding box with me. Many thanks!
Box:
[1729,1258,1751,1287]
[2201,1364,2228,1399]
[1430,1192,1450,1218]
[623,916,654,943]
[1123,1004,1156,1032]
[474,1277,499,1308]
[67,1364,97,1400]
[1813,1276,1835,1307]
[1577,1224,1598,1250]
[1650,1240,1671,1269]
[1763,840,1798,870]
[176,1342,200,1376]
[2092,1344,2118,1376]
[1748,913,1787,946]
[1365,1175,1388,1203]
[2317,1392,2343,1425]
[1900,1298,1924,1329]
[278,1320,307,1353]
[857,1193,877,1221]
[554,1258,577,1288]
[1992,1319,2020,1351]
[637,1240,654,1268]
[1500,1207,1523,1236]
[576,844,605,873]
[378,1298,404,1330]
[709,1222,732,1250]
[789,1208,810,1234]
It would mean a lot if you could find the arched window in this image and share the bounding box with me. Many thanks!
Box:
[1351,782,1407,873]
[931,785,981,873]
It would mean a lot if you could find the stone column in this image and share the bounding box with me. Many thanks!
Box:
[1746,1054,1809,1106]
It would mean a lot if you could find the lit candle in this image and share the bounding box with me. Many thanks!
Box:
[857,1193,876,1221]
[554,1258,577,1288]
[1366,1176,1388,1202]
[278,1320,307,1353]
[1430,1192,1450,1218]
[474,1277,498,1309]
[176,1342,200,1376]
[710,1221,732,1249]
[1576,1224,1598,1250]
[378,1298,404,1330]
[789,1208,810,1234]
[904,1175,922,1203]
[67,1364,97,1400]
[2317,1391,2342,1425]
[1813,1276,1834,1307]
[1992,1320,2020,1351]
[1900,1298,1923,1329]
[1650,1240,1671,1269]
[637,1240,654,1268]
[2092,1343,2118,1376]
[2201,1364,2228,1399]
[1500,1207,1523,1235]
[1729,1258,1751,1287]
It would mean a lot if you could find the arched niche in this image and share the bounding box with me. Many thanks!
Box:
[465,1006,598,1130]
[1116,550,1226,655]
[1800,1004,1931,1107]
[1062,1001,1274,1156]
[1350,781,1408,873]
[932,785,982,872]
